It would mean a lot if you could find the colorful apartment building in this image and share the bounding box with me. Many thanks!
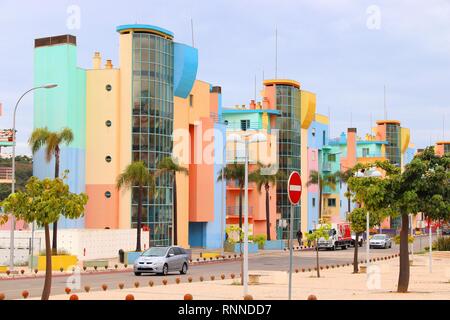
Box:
[32,24,226,249]
[435,141,450,156]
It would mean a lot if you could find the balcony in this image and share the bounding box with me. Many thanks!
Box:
[224,120,262,131]
[0,167,13,184]
[321,162,332,172]
[357,152,383,159]
[226,206,253,217]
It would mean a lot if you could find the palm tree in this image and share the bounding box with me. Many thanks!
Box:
[307,170,340,221]
[29,127,74,254]
[157,157,188,245]
[249,164,284,240]
[217,163,246,239]
[117,161,155,252]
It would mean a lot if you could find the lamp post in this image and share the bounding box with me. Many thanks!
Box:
[9,84,58,272]
[354,167,382,274]
[220,143,226,256]
[227,131,266,296]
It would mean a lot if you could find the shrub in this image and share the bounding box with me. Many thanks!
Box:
[102,284,108,291]
[125,294,134,300]
[22,290,29,299]
[253,234,267,249]
[69,294,79,300]
[65,287,71,295]
[394,234,414,245]
[134,282,140,288]
[435,237,450,251]
[84,286,90,293]
[184,294,193,300]
[118,283,124,290]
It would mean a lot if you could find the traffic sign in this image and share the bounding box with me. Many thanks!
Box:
[287,171,302,205]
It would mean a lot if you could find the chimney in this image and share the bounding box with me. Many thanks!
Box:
[105,59,113,69]
[93,52,101,69]
[262,97,270,110]
[346,128,357,166]
[249,100,256,109]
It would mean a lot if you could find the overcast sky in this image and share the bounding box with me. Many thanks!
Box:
[0,0,449,155]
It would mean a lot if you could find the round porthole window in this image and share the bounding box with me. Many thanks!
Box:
[106,84,112,91]
[105,156,112,163]
[105,191,112,198]
[105,120,112,127]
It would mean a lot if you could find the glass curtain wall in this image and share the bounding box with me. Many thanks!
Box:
[275,85,301,239]
[132,32,174,246]
[385,124,401,166]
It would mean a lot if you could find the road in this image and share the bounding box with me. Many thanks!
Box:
[0,235,435,300]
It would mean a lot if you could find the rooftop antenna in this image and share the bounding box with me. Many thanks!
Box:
[254,75,257,102]
[443,114,445,140]
[370,113,373,135]
[275,27,278,79]
[328,107,331,137]
[384,85,387,120]
[191,18,195,48]
[350,109,353,128]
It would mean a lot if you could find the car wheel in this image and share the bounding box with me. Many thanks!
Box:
[180,263,188,275]
[134,272,142,276]
[162,264,169,276]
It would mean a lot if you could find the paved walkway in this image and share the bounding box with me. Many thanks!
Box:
[27,253,450,300]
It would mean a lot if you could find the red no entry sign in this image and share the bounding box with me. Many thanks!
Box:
[287,171,302,205]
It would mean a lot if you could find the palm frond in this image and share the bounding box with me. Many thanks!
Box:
[28,127,50,154]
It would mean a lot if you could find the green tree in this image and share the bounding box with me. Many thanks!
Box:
[249,164,284,240]
[307,170,340,220]
[0,156,32,201]
[390,147,449,292]
[116,161,156,252]
[1,176,87,300]
[306,223,331,278]
[29,127,74,254]
[348,207,381,273]
[157,157,188,245]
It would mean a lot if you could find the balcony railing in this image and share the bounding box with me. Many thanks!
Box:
[224,120,262,131]
[321,162,332,171]
[357,152,383,158]
[226,206,253,216]
[0,167,13,182]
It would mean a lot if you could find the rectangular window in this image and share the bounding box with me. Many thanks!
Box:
[327,198,336,207]
[312,198,316,207]
[241,119,250,131]
[328,154,336,162]
[362,148,370,157]
[189,94,194,107]
[322,131,326,145]
[312,151,316,161]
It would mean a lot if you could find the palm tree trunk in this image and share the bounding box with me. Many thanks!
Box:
[397,213,410,292]
[265,184,271,241]
[353,232,360,273]
[136,186,143,252]
[316,240,320,278]
[173,176,178,245]
[41,224,52,300]
[52,147,60,255]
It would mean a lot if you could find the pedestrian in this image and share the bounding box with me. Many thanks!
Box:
[296,230,303,246]
[307,230,312,247]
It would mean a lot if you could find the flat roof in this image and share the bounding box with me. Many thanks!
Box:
[436,141,450,145]
[263,79,300,89]
[116,24,174,38]
[376,120,401,125]
[222,108,281,116]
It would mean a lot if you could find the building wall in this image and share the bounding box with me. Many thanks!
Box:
[85,65,120,229]
[33,41,86,229]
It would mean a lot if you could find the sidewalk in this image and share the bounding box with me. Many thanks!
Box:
[28,253,450,300]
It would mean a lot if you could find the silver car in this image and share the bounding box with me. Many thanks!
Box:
[369,234,392,249]
[133,246,189,276]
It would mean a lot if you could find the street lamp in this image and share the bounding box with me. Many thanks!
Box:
[9,84,58,272]
[354,167,381,274]
[227,131,266,296]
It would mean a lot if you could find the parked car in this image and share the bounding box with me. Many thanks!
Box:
[133,246,189,276]
[351,232,364,247]
[369,234,392,249]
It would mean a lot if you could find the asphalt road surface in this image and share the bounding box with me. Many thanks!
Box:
[0,235,436,300]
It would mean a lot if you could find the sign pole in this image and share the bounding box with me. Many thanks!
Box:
[287,171,302,301]
[288,204,294,300]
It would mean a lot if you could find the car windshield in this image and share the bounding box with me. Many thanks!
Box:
[141,247,168,257]
[372,235,386,240]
